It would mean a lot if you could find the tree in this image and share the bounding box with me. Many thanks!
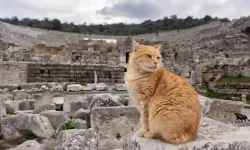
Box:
[221,18,230,22]
[10,16,19,25]
[204,15,212,23]
[51,19,62,31]
[99,24,104,33]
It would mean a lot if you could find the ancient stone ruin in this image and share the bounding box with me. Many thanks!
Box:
[1,16,250,150]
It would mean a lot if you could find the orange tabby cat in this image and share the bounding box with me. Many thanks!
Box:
[125,39,201,144]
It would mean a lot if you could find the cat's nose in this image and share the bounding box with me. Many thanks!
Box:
[153,62,158,66]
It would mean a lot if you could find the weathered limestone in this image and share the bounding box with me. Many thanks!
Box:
[0,98,6,116]
[13,91,31,101]
[40,110,70,129]
[114,84,127,91]
[124,118,250,150]
[73,108,90,128]
[34,90,53,111]
[18,100,31,110]
[52,97,64,110]
[55,129,97,150]
[73,108,90,120]
[0,62,27,84]
[0,93,13,101]
[91,106,140,150]
[67,84,81,92]
[63,95,83,113]
[1,113,55,141]
[6,140,44,150]
[72,119,88,129]
[33,103,55,114]
[205,98,244,123]
[80,86,93,91]
[0,98,5,138]
[89,94,123,110]
[95,83,108,91]
[4,100,19,113]
[70,100,88,115]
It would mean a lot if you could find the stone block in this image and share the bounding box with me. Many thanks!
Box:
[80,86,93,91]
[95,84,108,91]
[64,95,83,113]
[73,108,90,128]
[1,113,54,141]
[18,100,31,110]
[0,99,6,115]
[72,119,88,129]
[114,84,127,91]
[6,140,44,150]
[40,110,70,129]
[55,129,97,150]
[0,93,14,101]
[52,97,64,110]
[205,98,244,123]
[124,118,250,150]
[33,103,55,114]
[28,100,35,110]
[89,93,123,110]
[70,100,88,115]
[67,84,81,92]
[13,92,31,101]
[91,106,140,150]
[5,100,19,113]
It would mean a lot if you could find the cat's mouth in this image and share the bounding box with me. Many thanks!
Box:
[146,65,157,70]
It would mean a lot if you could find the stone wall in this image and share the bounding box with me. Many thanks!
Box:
[27,63,125,84]
[0,62,27,84]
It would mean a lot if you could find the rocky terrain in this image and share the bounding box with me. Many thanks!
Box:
[0,16,250,150]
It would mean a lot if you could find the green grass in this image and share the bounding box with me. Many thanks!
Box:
[23,133,37,140]
[206,88,233,100]
[205,88,250,104]
[216,75,250,83]
[7,110,16,115]
[62,120,75,130]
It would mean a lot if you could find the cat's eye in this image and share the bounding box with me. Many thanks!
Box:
[157,57,161,59]
[146,54,152,58]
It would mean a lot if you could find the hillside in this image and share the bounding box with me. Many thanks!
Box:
[0,20,234,48]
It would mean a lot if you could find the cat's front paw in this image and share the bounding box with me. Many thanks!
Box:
[144,131,155,139]
[136,128,147,137]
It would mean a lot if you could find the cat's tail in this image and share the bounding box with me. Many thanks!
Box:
[161,132,198,145]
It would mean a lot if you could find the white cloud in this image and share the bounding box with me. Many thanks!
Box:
[0,0,249,24]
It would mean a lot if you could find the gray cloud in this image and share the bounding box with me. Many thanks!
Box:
[97,0,162,20]
[0,0,250,24]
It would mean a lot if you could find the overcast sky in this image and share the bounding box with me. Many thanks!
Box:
[0,0,249,25]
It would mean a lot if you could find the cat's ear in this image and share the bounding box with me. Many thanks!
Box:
[132,39,140,52]
[154,44,162,50]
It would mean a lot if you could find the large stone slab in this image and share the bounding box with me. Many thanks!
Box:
[1,113,55,141]
[6,140,44,150]
[55,129,97,150]
[89,94,122,110]
[205,98,244,123]
[124,117,250,150]
[0,98,6,115]
[13,91,31,101]
[40,110,70,129]
[70,100,88,115]
[64,95,83,113]
[91,106,140,150]
[67,84,81,92]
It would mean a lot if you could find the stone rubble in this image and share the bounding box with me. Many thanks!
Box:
[55,129,97,150]
[91,106,140,150]
[124,117,250,150]
[1,113,55,141]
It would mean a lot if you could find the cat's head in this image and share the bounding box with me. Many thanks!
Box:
[129,39,162,72]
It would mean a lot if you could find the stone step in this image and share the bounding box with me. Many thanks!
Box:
[124,117,250,150]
